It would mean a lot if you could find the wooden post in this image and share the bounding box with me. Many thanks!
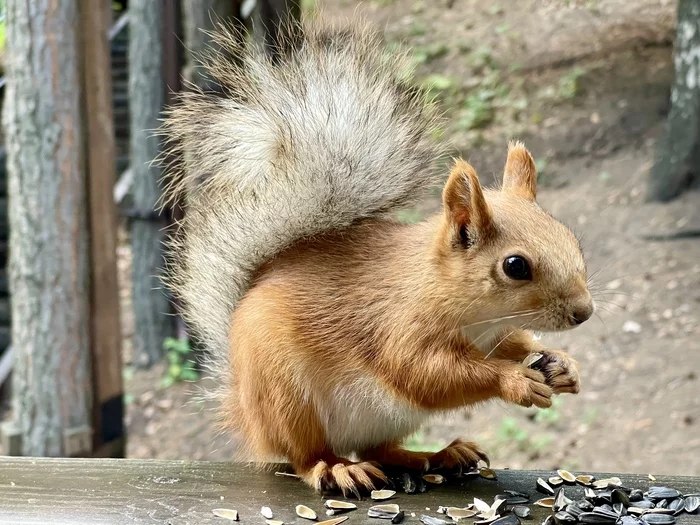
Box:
[2,0,92,456]
[129,0,176,367]
[79,0,125,458]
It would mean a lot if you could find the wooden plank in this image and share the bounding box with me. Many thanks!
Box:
[0,459,698,525]
[79,0,125,456]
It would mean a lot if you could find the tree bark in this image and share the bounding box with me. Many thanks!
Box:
[2,0,92,455]
[648,0,700,201]
[129,0,174,367]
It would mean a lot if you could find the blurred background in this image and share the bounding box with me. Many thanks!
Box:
[0,0,698,477]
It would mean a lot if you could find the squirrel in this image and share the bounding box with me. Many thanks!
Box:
[160,17,595,495]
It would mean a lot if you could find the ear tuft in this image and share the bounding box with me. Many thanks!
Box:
[503,141,537,201]
[442,159,491,244]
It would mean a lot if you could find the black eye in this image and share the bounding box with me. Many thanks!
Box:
[503,255,532,281]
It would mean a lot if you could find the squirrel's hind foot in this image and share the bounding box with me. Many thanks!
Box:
[428,438,490,473]
[361,438,489,476]
[298,459,388,498]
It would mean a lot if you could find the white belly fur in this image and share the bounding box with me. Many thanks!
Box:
[317,374,433,455]
[313,325,507,456]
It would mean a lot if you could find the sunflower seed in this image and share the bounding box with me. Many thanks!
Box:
[634,501,655,510]
[647,488,682,501]
[492,516,521,525]
[369,504,401,519]
[420,516,449,525]
[566,503,584,518]
[613,503,627,516]
[557,470,577,484]
[641,514,676,525]
[437,507,447,514]
[212,509,239,521]
[317,517,349,525]
[612,489,631,507]
[523,353,544,368]
[372,490,397,501]
[538,478,556,495]
[296,505,317,520]
[685,496,700,514]
[480,468,498,480]
[576,475,595,486]
[324,501,357,514]
[630,490,644,503]
[578,512,616,524]
[261,507,274,519]
[392,511,405,524]
[655,501,668,510]
[648,475,657,482]
[422,474,445,484]
[513,506,531,519]
[584,488,597,500]
[549,477,565,487]
[266,521,284,525]
[475,515,501,525]
[447,508,478,521]
[554,488,573,512]
[667,499,684,515]
[496,494,529,506]
[474,499,493,514]
[554,511,576,525]
[593,478,622,490]
[628,508,646,516]
[543,516,554,525]
[619,517,642,525]
[645,509,674,515]
[535,498,555,509]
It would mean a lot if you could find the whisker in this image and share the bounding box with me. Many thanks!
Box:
[459,310,542,330]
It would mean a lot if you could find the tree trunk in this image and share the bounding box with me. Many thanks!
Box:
[183,0,244,92]
[129,0,174,367]
[2,0,92,456]
[648,0,700,201]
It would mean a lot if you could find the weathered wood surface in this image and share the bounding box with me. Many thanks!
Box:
[80,0,125,457]
[0,459,698,525]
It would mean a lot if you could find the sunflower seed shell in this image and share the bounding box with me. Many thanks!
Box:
[212,508,239,521]
[296,505,317,520]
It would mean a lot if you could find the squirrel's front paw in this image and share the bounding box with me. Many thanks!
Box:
[500,365,553,408]
[537,350,580,395]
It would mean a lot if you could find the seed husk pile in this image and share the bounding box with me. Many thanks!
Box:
[533,479,700,525]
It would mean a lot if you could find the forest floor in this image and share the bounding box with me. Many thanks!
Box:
[123,0,700,476]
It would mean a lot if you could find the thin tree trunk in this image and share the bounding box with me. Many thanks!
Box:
[2,0,92,456]
[648,0,700,201]
[129,0,174,367]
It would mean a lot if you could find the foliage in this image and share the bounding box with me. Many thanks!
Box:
[534,396,563,424]
[403,430,444,453]
[162,337,199,387]
[496,417,552,453]
[557,67,587,100]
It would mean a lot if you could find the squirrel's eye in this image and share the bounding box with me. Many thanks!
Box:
[503,255,532,281]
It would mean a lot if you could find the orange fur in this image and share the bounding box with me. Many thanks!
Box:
[222,144,593,494]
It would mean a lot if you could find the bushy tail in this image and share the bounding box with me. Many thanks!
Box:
[160,17,446,381]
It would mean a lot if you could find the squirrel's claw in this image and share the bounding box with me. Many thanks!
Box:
[538,350,581,395]
[302,459,388,498]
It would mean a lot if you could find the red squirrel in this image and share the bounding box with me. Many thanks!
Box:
[160,18,594,495]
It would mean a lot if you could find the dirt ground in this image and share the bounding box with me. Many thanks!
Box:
[123,0,700,476]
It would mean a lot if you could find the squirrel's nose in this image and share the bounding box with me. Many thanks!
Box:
[571,301,594,325]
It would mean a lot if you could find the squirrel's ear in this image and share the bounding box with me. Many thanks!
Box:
[443,159,492,245]
[502,141,537,201]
